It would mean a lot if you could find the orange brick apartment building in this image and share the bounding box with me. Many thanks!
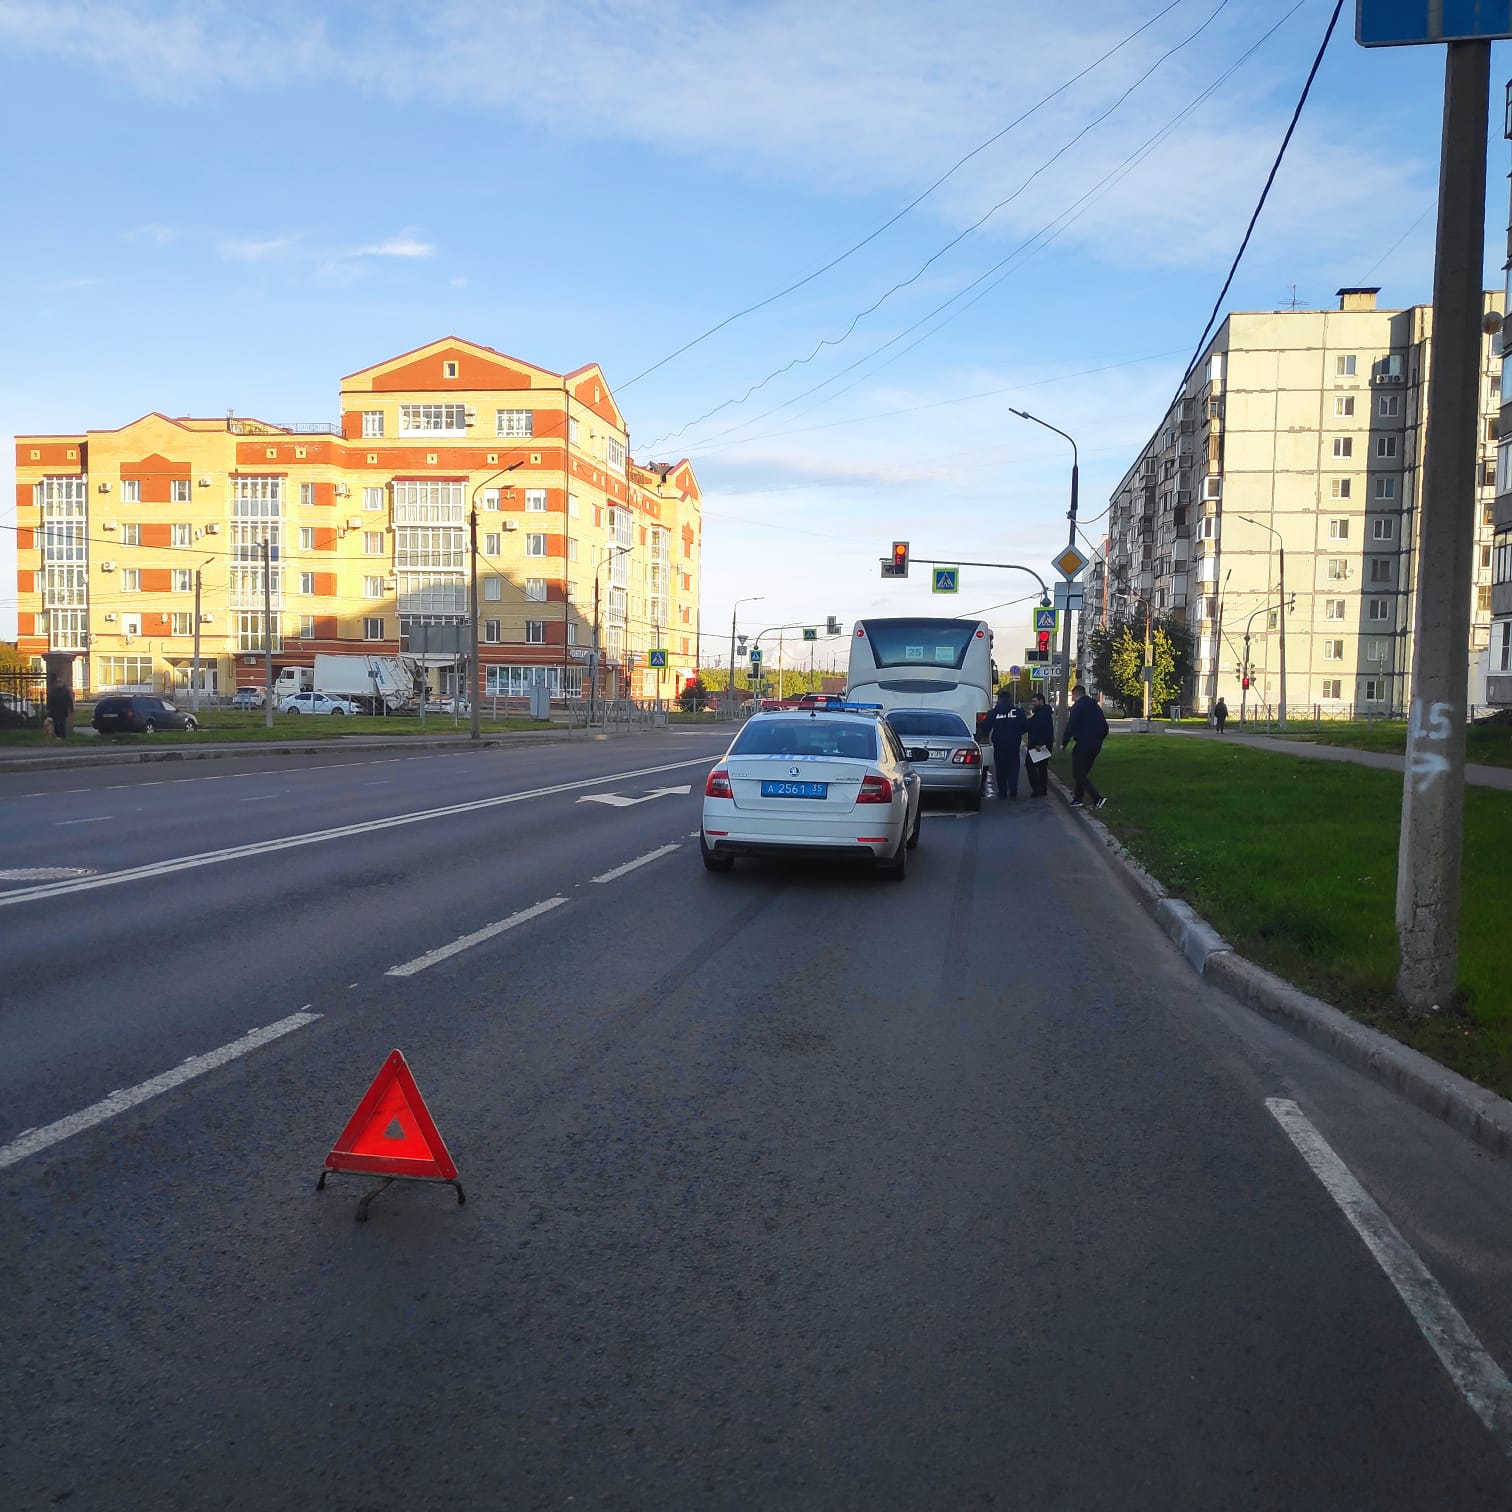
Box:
[13,337,703,703]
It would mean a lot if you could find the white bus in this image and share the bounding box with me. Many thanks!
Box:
[846,617,998,735]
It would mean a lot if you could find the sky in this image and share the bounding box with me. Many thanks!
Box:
[2,0,1509,668]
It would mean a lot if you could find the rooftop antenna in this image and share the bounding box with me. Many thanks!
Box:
[1279,284,1311,311]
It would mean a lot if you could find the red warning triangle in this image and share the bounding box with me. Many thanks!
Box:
[324,1050,458,1181]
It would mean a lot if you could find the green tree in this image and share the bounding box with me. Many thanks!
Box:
[1107,623,1144,711]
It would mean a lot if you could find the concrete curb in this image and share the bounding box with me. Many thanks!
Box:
[1050,772,1512,1163]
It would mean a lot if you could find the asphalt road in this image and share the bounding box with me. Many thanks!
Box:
[2,730,1510,1510]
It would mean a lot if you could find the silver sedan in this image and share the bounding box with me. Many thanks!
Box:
[882,708,986,810]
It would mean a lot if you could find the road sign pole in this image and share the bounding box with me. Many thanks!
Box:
[1059,456,1079,737]
[1395,38,1490,1012]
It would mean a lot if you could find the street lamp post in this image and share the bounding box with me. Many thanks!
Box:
[591,543,634,726]
[190,554,215,713]
[1010,408,1079,736]
[468,462,525,740]
[1233,513,1287,730]
[727,596,765,716]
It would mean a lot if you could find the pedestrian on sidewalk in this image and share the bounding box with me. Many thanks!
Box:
[1213,697,1228,734]
[45,677,73,741]
[982,686,1027,799]
[1062,684,1108,809]
[1024,691,1054,797]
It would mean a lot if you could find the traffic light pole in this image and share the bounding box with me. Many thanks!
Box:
[892,557,1051,600]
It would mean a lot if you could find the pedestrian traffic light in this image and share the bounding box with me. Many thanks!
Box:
[1037,629,1051,656]
[826,615,842,635]
[881,541,910,578]
[1242,676,1251,690]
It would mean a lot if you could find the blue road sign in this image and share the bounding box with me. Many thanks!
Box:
[1030,665,1049,681]
[1033,608,1058,633]
[802,627,818,641]
[750,648,763,665]
[931,566,960,594]
[1009,664,1022,677]
[1357,1,1512,44]
[648,648,668,668]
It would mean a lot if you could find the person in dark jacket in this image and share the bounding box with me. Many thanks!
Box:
[1213,697,1228,734]
[1061,684,1108,808]
[1023,691,1055,797]
[981,688,1027,799]
[45,677,73,740]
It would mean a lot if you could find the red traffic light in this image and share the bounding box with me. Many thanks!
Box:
[1037,630,1051,653]
[1242,677,1251,689]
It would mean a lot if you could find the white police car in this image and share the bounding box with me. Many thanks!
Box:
[700,705,925,879]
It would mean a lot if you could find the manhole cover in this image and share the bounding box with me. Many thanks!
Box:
[0,867,98,881]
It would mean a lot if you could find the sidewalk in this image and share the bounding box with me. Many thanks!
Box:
[1157,725,1512,792]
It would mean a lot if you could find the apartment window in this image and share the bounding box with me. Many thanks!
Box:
[525,577,547,602]
[362,411,385,438]
[484,577,502,601]
[483,532,501,556]
[1368,598,1390,621]
[1364,679,1383,702]
[443,360,458,379]
[363,531,384,555]
[1325,599,1346,620]
[496,409,533,437]
[1496,530,1512,583]
[166,523,189,549]
[1323,639,1344,661]
[363,575,384,599]
[1378,394,1400,418]
[1335,355,1356,377]
[121,613,141,637]
[1481,460,1497,490]
[299,572,315,595]
[363,617,384,641]
[169,612,192,636]
[171,479,192,504]
[1488,417,1502,444]
[1329,519,1349,540]
[171,568,192,593]
[1331,437,1353,459]
[122,569,141,591]
[1374,477,1396,500]
[1327,558,1347,580]
[363,486,385,511]
[121,523,141,546]
[1370,558,1393,584]
[300,527,316,550]
[567,539,578,561]
[121,479,141,503]
[568,416,579,446]
[300,615,316,638]
[525,620,546,644]
[1478,585,1493,614]
[605,437,626,473]
[1480,543,1493,569]
[1376,435,1398,459]
[1334,395,1355,418]
[1330,479,1351,500]
[1199,516,1218,540]
[1498,620,1512,671]
[567,621,579,646]
[399,403,467,435]
[1365,638,1387,663]
[526,532,547,557]
[483,619,500,644]
[525,489,547,512]
[99,655,154,688]
[1321,679,1343,699]
[482,488,499,512]
[568,492,580,517]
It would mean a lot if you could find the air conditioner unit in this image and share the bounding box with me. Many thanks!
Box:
[158,613,169,625]
[101,560,117,572]
[335,483,351,497]
[204,522,220,534]
[98,482,111,493]
[102,520,117,530]
[346,516,362,529]
[104,612,117,622]
[201,613,214,623]
[503,520,519,531]
[465,408,477,422]
[198,477,212,487]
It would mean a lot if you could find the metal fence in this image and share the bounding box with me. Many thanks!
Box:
[0,667,47,728]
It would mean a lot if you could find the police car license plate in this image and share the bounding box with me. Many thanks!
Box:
[761,780,828,799]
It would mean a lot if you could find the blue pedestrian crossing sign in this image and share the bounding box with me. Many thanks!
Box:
[802,627,818,641]
[1034,608,1058,633]
[1030,665,1049,681]
[932,567,959,594]
[749,648,763,665]
[648,648,668,668]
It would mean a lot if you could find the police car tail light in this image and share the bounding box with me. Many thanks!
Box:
[856,773,892,804]
[705,768,732,798]
[952,747,980,765]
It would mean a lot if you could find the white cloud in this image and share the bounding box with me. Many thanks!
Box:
[217,235,301,263]
[120,222,179,245]
[351,232,435,259]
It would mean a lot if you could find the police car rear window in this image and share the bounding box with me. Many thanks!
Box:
[732,720,878,760]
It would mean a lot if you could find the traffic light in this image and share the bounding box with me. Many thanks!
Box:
[826,615,841,636]
[881,541,910,578]
[1037,629,1051,657]
[1242,676,1251,690]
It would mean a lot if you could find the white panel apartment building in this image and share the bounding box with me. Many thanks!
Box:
[1088,288,1501,716]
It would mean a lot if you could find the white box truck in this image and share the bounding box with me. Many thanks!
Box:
[274,656,415,713]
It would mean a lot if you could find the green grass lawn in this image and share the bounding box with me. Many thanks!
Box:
[1055,737,1512,1096]
[0,710,555,746]
[1261,718,1512,769]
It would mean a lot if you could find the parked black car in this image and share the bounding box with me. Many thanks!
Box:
[91,695,199,734]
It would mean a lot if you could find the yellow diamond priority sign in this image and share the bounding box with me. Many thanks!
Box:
[1053,545,1087,579]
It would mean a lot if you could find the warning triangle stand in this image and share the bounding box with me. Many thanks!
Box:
[317,1049,465,1221]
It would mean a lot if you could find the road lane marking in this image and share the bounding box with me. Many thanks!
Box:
[0,756,719,910]
[577,784,692,808]
[591,844,681,884]
[0,867,98,881]
[1265,1098,1512,1454]
[55,816,112,826]
[238,794,281,802]
[0,1010,322,1171]
[385,897,568,977]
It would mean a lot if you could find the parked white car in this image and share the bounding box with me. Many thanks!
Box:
[280,691,358,716]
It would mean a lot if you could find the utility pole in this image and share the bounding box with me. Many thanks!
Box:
[1142,604,1152,724]
[591,573,601,727]
[1396,39,1490,1011]
[260,537,273,729]
[1211,568,1231,711]
[191,566,203,713]
[468,505,481,740]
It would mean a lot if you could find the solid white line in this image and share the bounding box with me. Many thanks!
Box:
[238,794,280,802]
[1265,1098,1512,1454]
[385,896,568,977]
[590,843,681,884]
[0,756,719,910]
[0,1010,322,1171]
[56,816,112,825]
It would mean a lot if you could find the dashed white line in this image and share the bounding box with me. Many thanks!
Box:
[0,1010,322,1170]
[55,816,112,826]
[1266,1098,1512,1454]
[238,794,280,802]
[590,844,682,884]
[385,897,569,977]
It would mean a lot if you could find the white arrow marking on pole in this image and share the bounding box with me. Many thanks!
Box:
[576,784,692,808]
[1410,750,1449,789]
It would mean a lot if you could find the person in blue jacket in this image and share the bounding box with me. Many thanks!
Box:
[1061,684,1109,808]
[1022,691,1055,798]
[981,687,1028,799]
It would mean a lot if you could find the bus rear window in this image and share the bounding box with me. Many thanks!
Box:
[858,619,976,670]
